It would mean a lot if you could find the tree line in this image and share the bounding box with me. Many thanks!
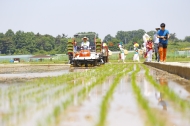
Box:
[0,29,190,55]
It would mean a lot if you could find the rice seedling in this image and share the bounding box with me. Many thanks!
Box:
[97,64,133,126]
[42,65,120,126]
[131,64,166,126]
[142,64,190,111]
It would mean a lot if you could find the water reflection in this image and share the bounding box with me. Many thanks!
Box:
[157,77,168,111]
[156,93,167,110]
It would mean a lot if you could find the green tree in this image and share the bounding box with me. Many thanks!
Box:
[184,36,190,42]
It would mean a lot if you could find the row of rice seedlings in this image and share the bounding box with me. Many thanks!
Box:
[3,70,82,95]
[42,64,120,126]
[131,64,166,126]
[1,65,116,125]
[1,71,95,125]
[11,73,98,125]
[35,65,113,126]
[142,64,190,112]
[97,64,133,126]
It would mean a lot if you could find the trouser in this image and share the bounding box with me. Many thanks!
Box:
[154,43,159,60]
[147,50,153,61]
[133,54,139,61]
[159,43,167,62]
[103,56,108,63]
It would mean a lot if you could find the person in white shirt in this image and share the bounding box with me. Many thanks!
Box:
[153,28,160,61]
[142,33,150,60]
[81,37,90,48]
[143,33,150,46]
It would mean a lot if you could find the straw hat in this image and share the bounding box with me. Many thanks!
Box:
[82,36,89,40]
[124,49,128,55]
[134,43,139,47]
[103,43,107,46]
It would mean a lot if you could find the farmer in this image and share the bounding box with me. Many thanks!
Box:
[153,28,160,61]
[133,43,140,62]
[146,38,153,62]
[118,45,126,63]
[157,23,170,63]
[81,36,90,48]
[102,43,109,63]
[118,42,123,62]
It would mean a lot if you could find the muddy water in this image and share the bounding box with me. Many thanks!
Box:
[58,66,190,126]
[107,75,144,126]
[1,65,190,126]
[137,68,190,126]
[149,67,190,100]
[59,77,114,126]
[0,67,89,85]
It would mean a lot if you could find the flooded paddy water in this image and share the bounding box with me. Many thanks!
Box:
[0,64,190,126]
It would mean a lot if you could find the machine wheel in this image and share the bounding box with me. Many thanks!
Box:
[73,60,77,67]
[85,61,88,67]
[93,59,97,66]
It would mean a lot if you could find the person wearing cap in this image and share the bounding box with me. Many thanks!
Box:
[157,23,170,62]
[81,37,90,48]
[153,28,160,61]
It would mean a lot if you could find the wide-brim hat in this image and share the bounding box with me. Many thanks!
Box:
[82,36,89,40]
[134,43,139,47]
[103,43,107,46]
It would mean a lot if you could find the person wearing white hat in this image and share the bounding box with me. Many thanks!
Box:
[81,37,90,48]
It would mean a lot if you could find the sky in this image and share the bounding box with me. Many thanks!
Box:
[0,0,190,40]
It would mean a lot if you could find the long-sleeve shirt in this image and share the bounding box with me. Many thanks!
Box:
[146,42,153,50]
[153,33,159,44]
[81,41,90,47]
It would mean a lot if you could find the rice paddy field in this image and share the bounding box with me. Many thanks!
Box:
[0,63,190,126]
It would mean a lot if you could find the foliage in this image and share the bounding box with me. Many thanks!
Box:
[0,29,189,55]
